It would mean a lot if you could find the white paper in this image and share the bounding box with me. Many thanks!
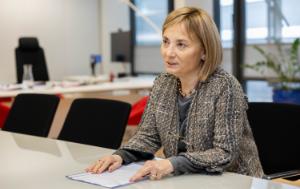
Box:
[67,163,143,188]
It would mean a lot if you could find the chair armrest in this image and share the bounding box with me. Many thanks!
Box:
[263,170,300,180]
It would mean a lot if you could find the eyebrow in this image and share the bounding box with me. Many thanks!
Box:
[162,36,190,43]
[176,39,189,43]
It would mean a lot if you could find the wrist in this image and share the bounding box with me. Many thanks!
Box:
[112,154,123,164]
[164,159,174,175]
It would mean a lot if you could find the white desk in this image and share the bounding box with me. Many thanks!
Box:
[0,130,298,189]
[0,77,154,98]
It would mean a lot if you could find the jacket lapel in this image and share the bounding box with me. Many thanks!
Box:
[157,76,179,155]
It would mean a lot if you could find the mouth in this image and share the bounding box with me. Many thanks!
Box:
[166,61,178,66]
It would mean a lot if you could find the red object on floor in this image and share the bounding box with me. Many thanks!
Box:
[127,96,149,126]
[56,93,64,99]
[0,103,10,128]
[0,97,12,103]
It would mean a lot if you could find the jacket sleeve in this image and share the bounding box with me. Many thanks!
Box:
[182,78,247,173]
[120,76,162,154]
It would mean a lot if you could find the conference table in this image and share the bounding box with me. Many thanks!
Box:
[0,76,154,98]
[0,130,298,189]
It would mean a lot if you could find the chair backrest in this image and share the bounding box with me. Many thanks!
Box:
[15,37,49,83]
[247,102,300,175]
[58,98,131,149]
[2,93,60,137]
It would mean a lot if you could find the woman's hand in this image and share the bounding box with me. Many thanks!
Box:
[85,155,123,174]
[130,159,174,182]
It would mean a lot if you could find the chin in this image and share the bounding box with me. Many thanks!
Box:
[164,64,181,75]
[165,69,179,76]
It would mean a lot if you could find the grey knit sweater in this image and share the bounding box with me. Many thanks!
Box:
[120,67,264,177]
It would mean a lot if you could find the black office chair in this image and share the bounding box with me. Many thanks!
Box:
[2,93,60,137]
[247,102,300,180]
[58,98,131,149]
[15,37,49,83]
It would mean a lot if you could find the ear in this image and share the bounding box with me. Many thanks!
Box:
[201,54,206,61]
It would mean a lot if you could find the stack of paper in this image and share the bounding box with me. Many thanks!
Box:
[67,163,144,188]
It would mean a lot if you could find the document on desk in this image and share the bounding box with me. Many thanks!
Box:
[67,163,144,188]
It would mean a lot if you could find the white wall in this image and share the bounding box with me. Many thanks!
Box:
[100,1,164,75]
[99,0,130,76]
[0,0,100,84]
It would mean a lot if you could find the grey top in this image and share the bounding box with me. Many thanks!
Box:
[168,94,203,175]
[177,94,193,152]
[115,67,264,178]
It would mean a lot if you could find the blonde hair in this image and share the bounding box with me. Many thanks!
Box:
[162,7,223,81]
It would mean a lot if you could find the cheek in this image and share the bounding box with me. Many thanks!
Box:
[182,53,201,67]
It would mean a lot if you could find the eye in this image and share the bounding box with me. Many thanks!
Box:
[177,42,187,50]
[162,38,169,46]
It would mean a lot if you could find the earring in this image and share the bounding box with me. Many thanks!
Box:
[201,55,206,61]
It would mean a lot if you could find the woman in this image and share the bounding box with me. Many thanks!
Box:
[87,7,263,181]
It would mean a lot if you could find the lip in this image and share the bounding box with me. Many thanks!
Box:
[166,61,178,65]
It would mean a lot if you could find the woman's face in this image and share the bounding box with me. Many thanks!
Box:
[161,23,204,78]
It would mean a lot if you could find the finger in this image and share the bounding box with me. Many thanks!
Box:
[130,167,151,182]
[85,164,95,172]
[85,163,94,172]
[149,172,162,180]
[86,163,98,173]
[91,161,103,173]
[155,173,163,180]
[87,160,103,172]
[90,164,100,173]
[108,161,121,172]
[149,170,158,180]
[149,175,156,180]
[97,160,111,174]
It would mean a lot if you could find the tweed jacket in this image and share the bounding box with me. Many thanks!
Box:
[121,68,263,177]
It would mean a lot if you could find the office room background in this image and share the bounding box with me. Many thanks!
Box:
[0,0,300,102]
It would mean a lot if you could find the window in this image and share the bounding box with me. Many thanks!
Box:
[130,0,173,75]
[220,0,234,47]
[133,0,169,45]
[281,0,300,41]
[246,80,273,102]
[246,0,268,43]
[220,0,300,46]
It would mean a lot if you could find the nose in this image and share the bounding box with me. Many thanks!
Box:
[165,44,176,58]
